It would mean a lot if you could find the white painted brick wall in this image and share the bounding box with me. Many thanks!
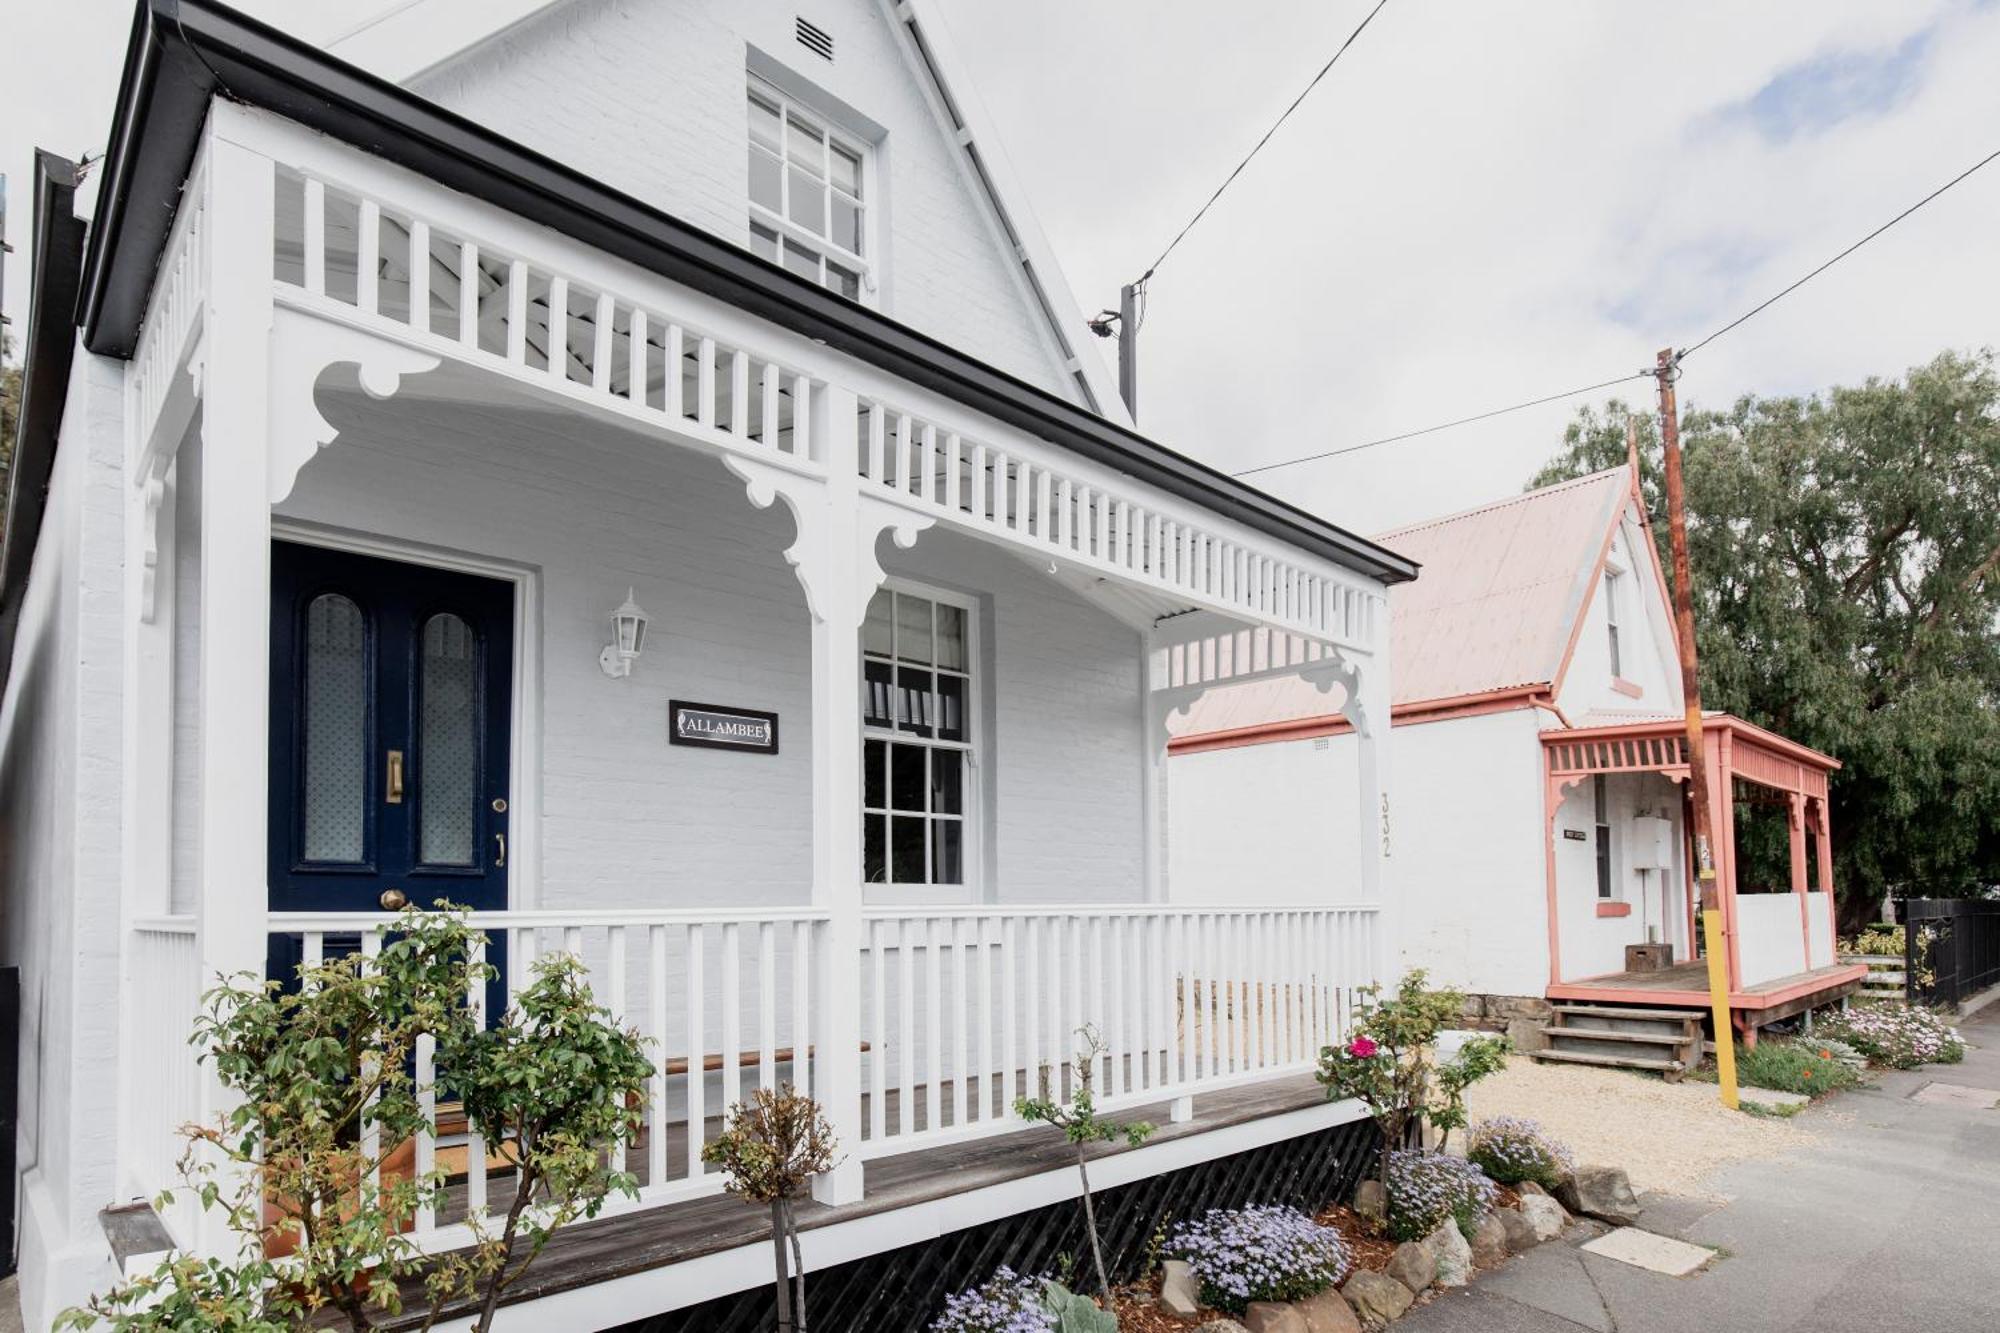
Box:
[240,383,1142,910]
[0,351,129,1329]
[411,0,1077,401]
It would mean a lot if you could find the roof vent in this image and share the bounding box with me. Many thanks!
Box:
[796,17,834,60]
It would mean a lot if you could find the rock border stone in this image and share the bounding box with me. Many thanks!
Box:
[1155,1157,1642,1329]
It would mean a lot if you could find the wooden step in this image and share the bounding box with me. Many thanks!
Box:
[1529,1048,1686,1074]
[1540,1026,1690,1046]
[1550,1004,1704,1024]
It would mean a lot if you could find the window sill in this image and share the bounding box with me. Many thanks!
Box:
[1596,901,1632,918]
[1610,677,1644,699]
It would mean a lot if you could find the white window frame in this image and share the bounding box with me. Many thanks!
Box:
[1603,567,1624,678]
[861,578,981,903]
[1593,774,1616,900]
[746,74,875,303]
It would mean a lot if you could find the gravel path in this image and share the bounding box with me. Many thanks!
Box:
[1454,1056,1816,1198]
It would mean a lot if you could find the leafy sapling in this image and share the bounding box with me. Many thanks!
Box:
[1315,969,1510,1177]
[703,1085,841,1332]
[425,951,654,1332]
[1014,1023,1154,1305]
[56,908,654,1333]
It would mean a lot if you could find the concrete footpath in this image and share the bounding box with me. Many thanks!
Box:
[1400,1007,2000,1333]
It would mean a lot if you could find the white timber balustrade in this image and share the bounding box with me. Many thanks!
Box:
[250,903,1379,1248]
[853,398,1379,650]
[253,144,1384,663]
[270,166,823,473]
[264,909,830,1251]
[854,905,1382,1156]
[121,918,204,1245]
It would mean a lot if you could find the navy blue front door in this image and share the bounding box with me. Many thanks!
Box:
[268,541,513,989]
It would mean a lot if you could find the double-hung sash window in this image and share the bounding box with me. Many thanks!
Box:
[1593,774,1614,899]
[747,79,870,300]
[862,585,973,890]
[1603,570,1623,677]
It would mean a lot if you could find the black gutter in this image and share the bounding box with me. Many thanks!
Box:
[0,153,86,687]
[82,0,1418,585]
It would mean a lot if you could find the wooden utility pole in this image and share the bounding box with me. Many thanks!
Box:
[1117,281,1139,417]
[1656,347,1739,1109]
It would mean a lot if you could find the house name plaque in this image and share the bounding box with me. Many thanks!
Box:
[669,701,780,755]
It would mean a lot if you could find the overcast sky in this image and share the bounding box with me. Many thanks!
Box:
[4,0,1997,533]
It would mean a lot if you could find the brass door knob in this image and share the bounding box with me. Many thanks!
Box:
[379,887,410,911]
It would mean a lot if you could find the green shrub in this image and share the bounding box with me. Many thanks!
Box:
[1696,1039,1862,1097]
[1837,928,1904,958]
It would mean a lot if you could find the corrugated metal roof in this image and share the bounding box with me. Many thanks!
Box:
[1175,467,1632,737]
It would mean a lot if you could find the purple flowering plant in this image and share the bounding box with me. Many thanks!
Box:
[1385,1149,1495,1243]
[1165,1204,1350,1314]
[1465,1116,1575,1189]
[1818,1003,1963,1069]
[928,1267,1057,1333]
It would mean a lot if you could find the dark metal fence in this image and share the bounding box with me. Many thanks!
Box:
[1904,898,2000,1009]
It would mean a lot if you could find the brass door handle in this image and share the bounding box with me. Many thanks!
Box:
[379,887,409,911]
[495,831,506,867]
[386,749,405,804]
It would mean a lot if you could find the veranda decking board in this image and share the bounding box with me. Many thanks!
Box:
[354,1073,1331,1329]
[1549,961,1866,1010]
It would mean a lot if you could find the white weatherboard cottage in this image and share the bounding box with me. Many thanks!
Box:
[0,0,1417,1324]
[1170,466,1866,1051]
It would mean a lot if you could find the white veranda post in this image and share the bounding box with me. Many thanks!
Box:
[193,137,278,1253]
[730,387,930,1207]
[1344,646,1393,987]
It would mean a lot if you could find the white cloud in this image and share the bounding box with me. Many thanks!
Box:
[935,0,2000,532]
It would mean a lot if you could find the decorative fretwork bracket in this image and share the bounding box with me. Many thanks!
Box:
[724,455,933,627]
[266,307,441,506]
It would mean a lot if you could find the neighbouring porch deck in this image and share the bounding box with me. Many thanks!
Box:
[1548,959,1868,1027]
[365,1074,1344,1330]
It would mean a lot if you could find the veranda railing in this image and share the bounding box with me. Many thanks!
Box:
[127,902,1379,1250]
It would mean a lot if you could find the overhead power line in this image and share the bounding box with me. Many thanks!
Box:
[1231,142,2000,480]
[1231,371,1653,478]
[1678,143,2000,359]
[1137,0,1391,286]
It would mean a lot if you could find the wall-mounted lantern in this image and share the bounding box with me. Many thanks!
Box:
[599,587,650,679]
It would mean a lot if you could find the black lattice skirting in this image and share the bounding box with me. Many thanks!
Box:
[612,1114,1380,1333]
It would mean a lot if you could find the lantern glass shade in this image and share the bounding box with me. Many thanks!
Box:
[603,588,651,677]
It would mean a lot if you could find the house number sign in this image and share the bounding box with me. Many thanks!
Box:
[1563,829,1589,842]
[670,701,780,755]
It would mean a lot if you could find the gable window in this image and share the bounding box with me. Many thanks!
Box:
[747,78,869,301]
[1593,775,1614,899]
[862,584,974,890]
[1603,570,1623,677]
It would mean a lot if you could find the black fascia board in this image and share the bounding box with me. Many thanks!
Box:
[82,0,1418,586]
[0,152,87,684]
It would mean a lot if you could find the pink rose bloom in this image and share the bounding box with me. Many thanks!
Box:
[1347,1036,1379,1058]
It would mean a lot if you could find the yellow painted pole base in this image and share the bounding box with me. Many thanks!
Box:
[1701,908,1739,1110]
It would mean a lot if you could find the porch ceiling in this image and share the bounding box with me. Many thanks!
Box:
[78,0,1417,588]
